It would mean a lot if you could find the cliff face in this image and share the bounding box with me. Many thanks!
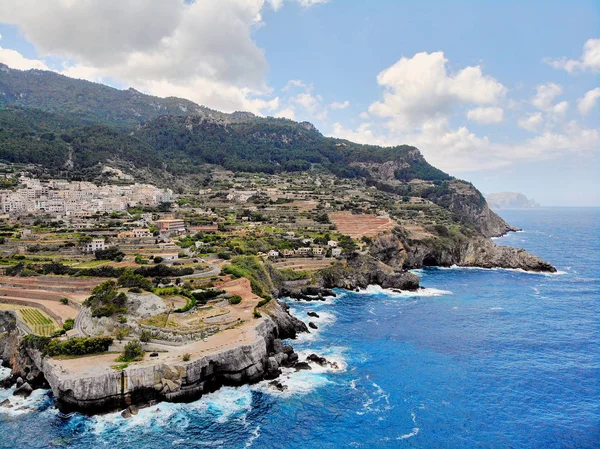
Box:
[315,254,420,291]
[1,302,306,414]
[370,228,556,272]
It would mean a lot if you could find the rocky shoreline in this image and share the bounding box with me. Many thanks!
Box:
[0,226,557,416]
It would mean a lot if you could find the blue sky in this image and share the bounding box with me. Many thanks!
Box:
[0,0,598,205]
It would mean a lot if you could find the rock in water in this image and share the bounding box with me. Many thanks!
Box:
[306,354,327,366]
[0,399,12,408]
[295,362,312,371]
[121,408,132,419]
[307,312,319,318]
[13,382,33,397]
[308,322,318,330]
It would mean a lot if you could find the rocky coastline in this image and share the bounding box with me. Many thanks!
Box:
[0,223,557,416]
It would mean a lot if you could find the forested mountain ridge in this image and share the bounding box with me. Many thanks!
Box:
[0,64,513,237]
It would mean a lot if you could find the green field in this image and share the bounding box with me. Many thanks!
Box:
[17,308,58,336]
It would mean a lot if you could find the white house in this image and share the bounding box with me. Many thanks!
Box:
[327,240,338,247]
[82,239,105,253]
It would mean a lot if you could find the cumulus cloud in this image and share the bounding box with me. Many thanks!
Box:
[466,106,504,124]
[0,45,48,70]
[578,87,600,115]
[274,80,328,121]
[368,51,506,131]
[330,100,350,110]
[532,82,563,111]
[0,0,282,114]
[546,38,600,73]
[518,113,544,133]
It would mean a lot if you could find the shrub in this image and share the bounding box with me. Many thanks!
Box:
[63,318,75,331]
[119,340,144,362]
[115,328,130,342]
[182,353,191,362]
[95,246,125,262]
[228,295,243,305]
[253,310,262,318]
[21,335,114,357]
[140,329,152,343]
[83,280,128,317]
[153,256,164,264]
[118,269,153,291]
[59,297,69,305]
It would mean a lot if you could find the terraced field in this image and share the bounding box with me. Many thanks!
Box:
[17,307,58,336]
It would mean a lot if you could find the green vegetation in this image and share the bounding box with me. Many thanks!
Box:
[63,318,75,331]
[118,269,153,291]
[21,335,113,357]
[228,295,243,305]
[221,256,273,297]
[17,308,56,336]
[118,340,144,362]
[95,246,125,262]
[83,280,128,317]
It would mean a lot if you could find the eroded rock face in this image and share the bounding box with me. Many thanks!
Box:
[369,228,556,273]
[36,307,305,414]
[315,253,420,291]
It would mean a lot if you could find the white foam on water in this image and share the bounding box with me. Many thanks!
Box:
[88,385,254,434]
[356,381,391,416]
[255,368,332,398]
[355,285,452,298]
[397,412,420,440]
[0,387,51,416]
[0,364,10,382]
[244,425,261,448]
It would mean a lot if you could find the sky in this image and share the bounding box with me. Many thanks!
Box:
[0,0,598,206]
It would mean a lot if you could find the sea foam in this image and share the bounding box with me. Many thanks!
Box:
[355,285,452,297]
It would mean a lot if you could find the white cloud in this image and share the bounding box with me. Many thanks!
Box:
[466,106,504,124]
[546,38,600,73]
[518,113,544,133]
[578,87,600,115]
[0,45,48,70]
[297,0,330,7]
[275,107,296,120]
[330,100,350,110]
[532,82,563,111]
[368,51,506,131]
[0,0,282,114]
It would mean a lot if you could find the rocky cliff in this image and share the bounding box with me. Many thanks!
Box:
[0,302,307,414]
[370,227,556,272]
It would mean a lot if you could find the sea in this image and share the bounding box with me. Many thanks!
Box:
[0,207,598,448]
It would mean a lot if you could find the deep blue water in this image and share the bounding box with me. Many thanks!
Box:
[0,208,598,448]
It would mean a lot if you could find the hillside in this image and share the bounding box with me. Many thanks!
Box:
[0,64,513,238]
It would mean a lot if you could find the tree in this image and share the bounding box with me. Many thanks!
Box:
[120,340,144,361]
[140,329,152,343]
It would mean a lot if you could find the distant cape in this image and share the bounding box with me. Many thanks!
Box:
[485,192,540,209]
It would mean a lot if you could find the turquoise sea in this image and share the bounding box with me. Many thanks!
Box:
[0,207,598,448]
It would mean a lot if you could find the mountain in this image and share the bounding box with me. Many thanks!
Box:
[486,192,540,209]
[0,64,514,237]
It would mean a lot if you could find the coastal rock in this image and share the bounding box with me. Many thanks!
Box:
[371,227,556,273]
[13,382,33,397]
[308,322,318,330]
[307,312,319,318]
[306,354,327,366]
[23,301,308,414]
[0,399,12,408]
[295,362,311,371]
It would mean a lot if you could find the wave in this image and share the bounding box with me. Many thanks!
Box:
[354,285,452,297]
[0,387,53,417]
[0,365,10,382]
[87,385,254,434]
